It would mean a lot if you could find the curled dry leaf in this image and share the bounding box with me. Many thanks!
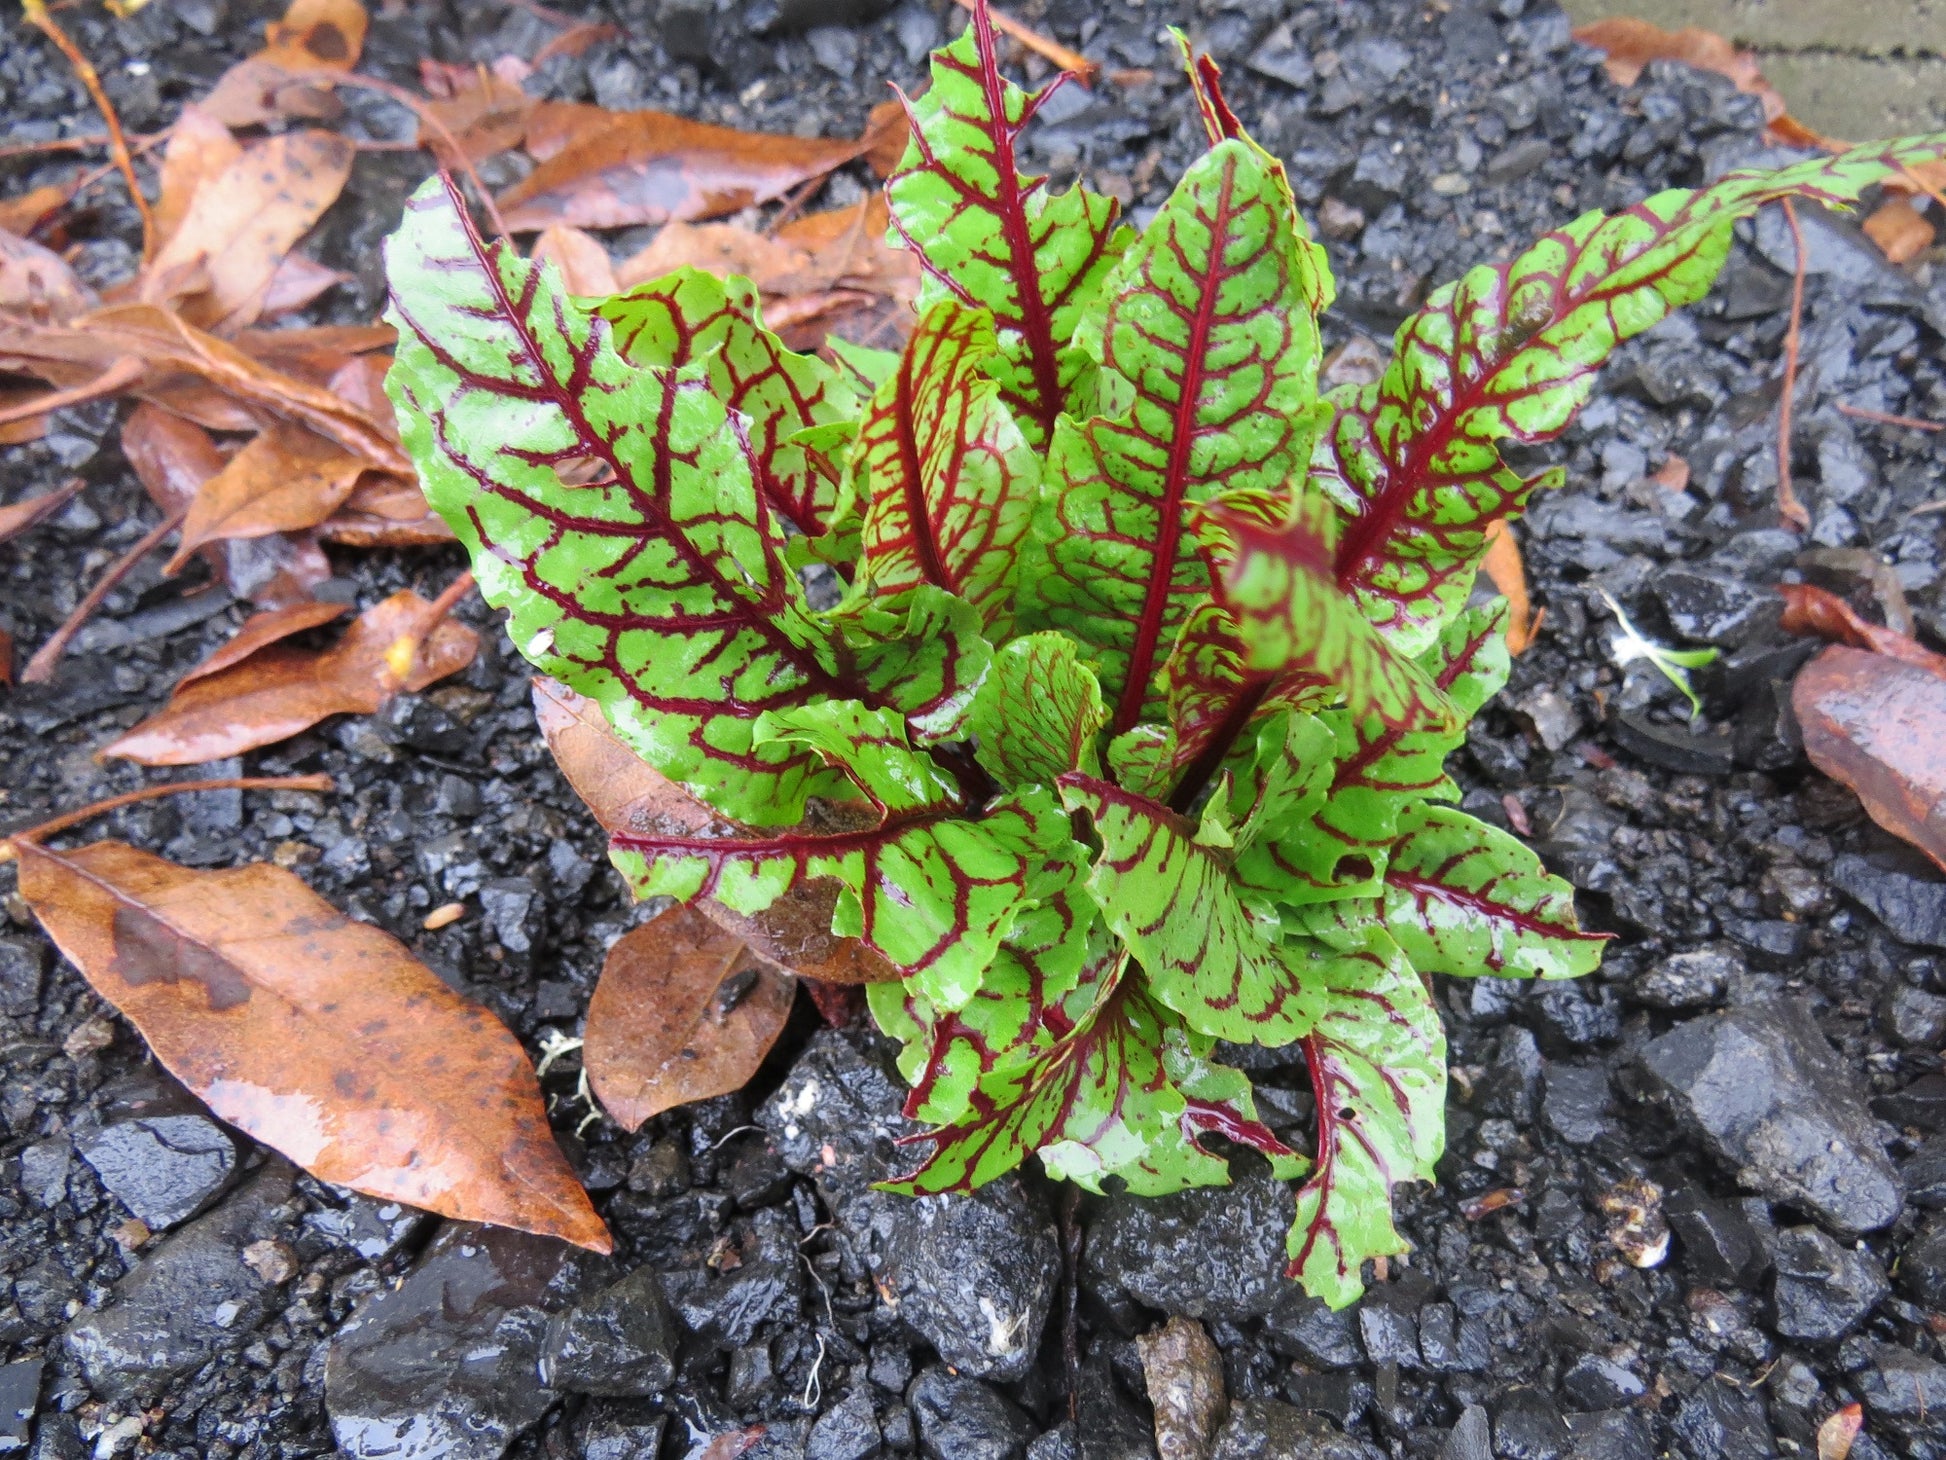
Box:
[200,0,369,127]
[1480,519,1540,655]
[1780,582,1946,675]
[583,905,796,1131]
[123,403,334,609]
[532,224,620,298]
[1863,198,1935,265]
[10,838,609,1252]
[1794,645,1946,874]
[498,105,882,232]
[165,420,369,571]
[102,589,478,766]
[0,477,83,546]
[179,599,349,685]
[531,678,898,982]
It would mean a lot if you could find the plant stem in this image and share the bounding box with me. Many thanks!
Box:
[1775,197,1810,532]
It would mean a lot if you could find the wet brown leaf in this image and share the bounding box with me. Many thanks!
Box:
[258,252,353,321]
[1863,198,1935,264]
[180,599,349,685]
[0,478,83,546]
[1818,1404,1864,1460]
[201,0,369,127]
[1794,645,1946,874]
[530,678,897,982]
[165,421,368,571]
[499,106,876,232]
[1481,519,1541,655]
[123,403,334,609]
[230,322,395,382]
[860,98,910,178]
[1779,583,1946,676]
[0,178,83,238]
[584,905,795,1130]
[11,837,609,1252]
[152,106,243,253]
[0,227,95,322]
[317,473,454,547]
[532,224,620,298]
[1572,18,1820,144]
[417,58,536,166]
[142,130,355,332]
[103,589,478,765]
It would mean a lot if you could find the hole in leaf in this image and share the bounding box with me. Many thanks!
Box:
[1334,854,1376,884]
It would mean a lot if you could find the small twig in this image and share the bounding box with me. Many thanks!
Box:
[0,130,163,160]
[1775,197,1810,532]
[267,67,512,241]
[1836,401,1944,433]
[20,502,188,684]
[953,0,1098,83]
[0,357,142,431]
[0,774,334,858]
[21,0,156,264]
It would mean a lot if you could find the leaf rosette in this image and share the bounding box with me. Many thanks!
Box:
[385,2,1946,1305]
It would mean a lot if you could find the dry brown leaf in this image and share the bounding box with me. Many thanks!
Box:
[0,227,95,322]
[1780,583,1946,675]
[1818,1405,1864,1460]
[231,322,395,383]
[142,130,355,332]
[0,478,83,546]
[1573,19,1805,134]
[530,678,896,982]
[317,473,454,547]
[0,391,49,446]
[861,98,910,178]
[11,837,609,1252]
[324,353,394,426]
[258,252,353,321]
[102,589,477,765]
[614,221,812,291]
[1863,198,1935,264]
[0,178,83,238]
[499,106,876,233]
[122,403,334,609]
[200,0,369,127]
[165,421,369,571]
[180,599,349,686]
[1795,646,1946,874]
[1481,519,1540,655]
[152,106,243,253]
[417,58,537,166]
[532,224,620,298]
[584,905,796,1131]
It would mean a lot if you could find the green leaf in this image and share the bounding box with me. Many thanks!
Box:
[1600,589,1717,717]
[852,299,1041,635]
[1213,491,1455,734]
[1029,136,1332,736]
[886,8,1129,446]
[611,701,1082,1012]
[595,268,858,537]
[968,632,1107,789]
[1323,134,1946,654]
[1060,774,1360,1046]
[384,179,981,826]
[1283,927,1444,1309]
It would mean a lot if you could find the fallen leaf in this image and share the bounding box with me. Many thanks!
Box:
[179,600,349,686]
[584,905,795,1130]
[200,0,369,127]
[0,478,83,546]
[0,177,83,237]
[1779,583,1946,676]
[1481,518,1540,655]
[417,58,537,165]
[165,421,369,571]
[317,473,454,547]
[1572,18,1823,144]
[498,106,876,232]
[0,227,95,322]
[1818,1404,1864,1460]
[1651,455,1691,493]
[122,403,334,608]
[0,393,47,446]
[142,130,355,331]
[1794,645,1946,873]
[11,837,609,1252]
[1863,198,1935,264]
[532,224,620,298]
[860,98,910,177]
[531,678,897,981]
[230,322,395,382]
[614,220,812,291]
[258,251,353,321]
[152,105,243,253]
[102,589,477,765]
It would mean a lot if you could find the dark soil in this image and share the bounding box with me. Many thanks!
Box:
[4,0,1946,1458]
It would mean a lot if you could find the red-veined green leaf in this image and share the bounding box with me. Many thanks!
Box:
[886,4,1128,446]
[1029,136,1332,735]
[595,267,858,537]
[967,632,1107,789]
[1324,135,1946,653]
[852,298,1040,634]
[384,178,984,826]
[1283,927,1444,1309]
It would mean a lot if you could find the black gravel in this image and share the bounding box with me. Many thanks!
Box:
[5,0,1946,1456]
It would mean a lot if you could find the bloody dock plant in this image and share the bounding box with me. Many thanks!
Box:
[383,5,1946,1305]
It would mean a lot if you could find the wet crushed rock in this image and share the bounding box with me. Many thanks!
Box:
[4,0,1946,1453]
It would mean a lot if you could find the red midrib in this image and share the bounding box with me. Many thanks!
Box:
[973,1,1065,446]
[1109,160,1237,738]
[890,343,952,591]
